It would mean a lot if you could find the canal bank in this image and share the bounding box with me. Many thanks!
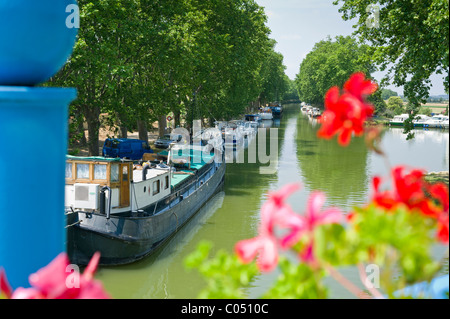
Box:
[94,103,449,298]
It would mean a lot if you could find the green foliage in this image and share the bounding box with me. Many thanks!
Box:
[369,88,387,115]
[184,241,259,299]
[295,36,375,105]
[348,205,441,296]
[46,0,284,154]
[282,77,300,101]
[185,204,445,299]
[259,40,290,104]
[387,96,405,115]
[263,258,328,299]
[333,0,449,135]
[419,106,432,117]
[381,89,399,100]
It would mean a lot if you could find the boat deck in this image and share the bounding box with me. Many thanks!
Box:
[133,149,216,188]
[170,172,192,187]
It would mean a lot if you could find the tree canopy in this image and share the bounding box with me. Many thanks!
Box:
[47,0,288,155]
[380,88,398,100]
[295,36,375,106]
[333,0,449,136]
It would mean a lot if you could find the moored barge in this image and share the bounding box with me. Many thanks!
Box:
[65,145,225,265]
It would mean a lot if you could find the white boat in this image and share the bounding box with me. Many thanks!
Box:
[244,114,261,122]
[259,107,273,120]
[219,120,245,150]
[241,121,258,138]
[301,104,312,114]
[309,107,321,118]
[389,114,410,126]
[412,114,432,127]
[424,115,449,128]
[441,118,449,129]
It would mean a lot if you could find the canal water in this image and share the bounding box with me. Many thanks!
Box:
[95,103,449,299]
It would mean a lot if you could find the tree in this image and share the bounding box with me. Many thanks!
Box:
[47,0,145,155]
[47,0,277,154]
[189,0,272,122]
[333,0,449,136]
[380,88,398,100]
[282,77,300,102]
[386,96,405,115]
[295,36,375,106]
[259,40,290,105]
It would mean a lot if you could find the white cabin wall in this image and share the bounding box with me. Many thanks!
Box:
[65,171,171,214]
[132,172,171,211]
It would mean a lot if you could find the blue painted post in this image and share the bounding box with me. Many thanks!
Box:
[0,0,78,289]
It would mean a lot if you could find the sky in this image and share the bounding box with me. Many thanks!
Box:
[255,0,447,96]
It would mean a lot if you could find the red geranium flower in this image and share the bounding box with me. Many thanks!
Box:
[370,166,449,243]
[437,213,449,244]
[372,166,449,219]
[343,72,378,102]
[318,72,377,146]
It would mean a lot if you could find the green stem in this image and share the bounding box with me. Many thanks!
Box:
[324,264,367,299]
[357,263,385,299]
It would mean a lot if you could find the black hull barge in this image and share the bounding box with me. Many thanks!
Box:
[65,146,225,265]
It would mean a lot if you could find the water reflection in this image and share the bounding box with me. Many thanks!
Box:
[96,104,448,299]
[96,191,226,298]
[370,127,449,176]
[296,112,370,210]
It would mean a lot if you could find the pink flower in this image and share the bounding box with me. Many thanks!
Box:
[235,185,344,271]
[261,183,301,233]
[0,268,12,299]
[235,235,278,272]
[299,242,316,266]
[281,191,343,249]
[235,183,301,272]
[304,191,343,231]
[1,252,110,299]
[279,191,343,267]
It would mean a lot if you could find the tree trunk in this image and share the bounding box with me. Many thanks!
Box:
[84,105,101,156]
[158,114,166,138]
[76,117,87,146]
[137,119,148,143]
[119,124,128,139]
[174,108,181,128]
[86,119,100,156]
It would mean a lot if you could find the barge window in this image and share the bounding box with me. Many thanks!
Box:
[111,164,119,182]
[76,164,89,179]
[153,180,160,195]
[94,164,107,180]
[165,175,169,189]
[65,163,73,179]
[122,166,128,182]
